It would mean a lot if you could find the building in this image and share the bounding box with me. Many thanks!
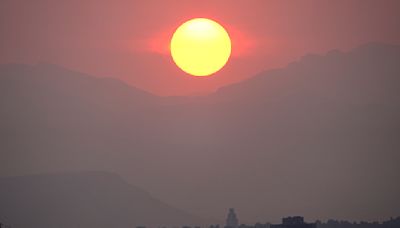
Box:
[270,216,316,228]
[225,208,239,228]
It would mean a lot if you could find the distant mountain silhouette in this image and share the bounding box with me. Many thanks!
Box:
[213,43,400,105]
[0,172,206,228]
[0,43,399,222]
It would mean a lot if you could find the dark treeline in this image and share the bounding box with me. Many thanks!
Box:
[214,217,400,228]
[316,217,400,228]
[0,222,11,228]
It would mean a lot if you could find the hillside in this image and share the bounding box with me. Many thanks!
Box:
[0,172,205,228]
[0,43,399,222]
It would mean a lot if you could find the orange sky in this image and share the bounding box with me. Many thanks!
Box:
[1,0,400,96]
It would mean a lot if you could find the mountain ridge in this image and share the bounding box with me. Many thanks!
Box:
[0,171,208,228]
[0,42,399,223]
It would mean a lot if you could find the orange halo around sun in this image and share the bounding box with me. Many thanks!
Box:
[170,18,232,77]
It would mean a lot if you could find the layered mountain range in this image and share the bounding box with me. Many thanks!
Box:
[0,43,399,225]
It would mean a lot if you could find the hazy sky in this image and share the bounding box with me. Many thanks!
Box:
[1,0,399,95]
[1,1,400,224]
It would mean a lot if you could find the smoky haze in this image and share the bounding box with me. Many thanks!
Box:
[0,43,399,226]
[1,0,400,95]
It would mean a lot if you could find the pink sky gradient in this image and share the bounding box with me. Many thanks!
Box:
[1,0,399,95]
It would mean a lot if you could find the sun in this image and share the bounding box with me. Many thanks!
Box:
[170,18,232,77]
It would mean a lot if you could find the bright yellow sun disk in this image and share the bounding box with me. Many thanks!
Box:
[170,18,232,76]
